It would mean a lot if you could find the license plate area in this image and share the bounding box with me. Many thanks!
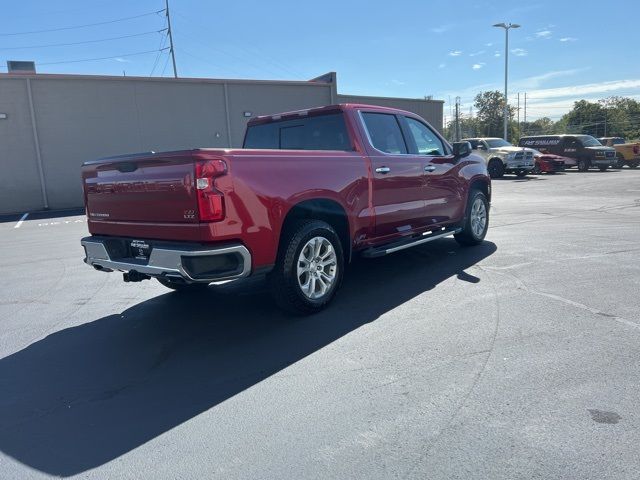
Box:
[130,240,152,260]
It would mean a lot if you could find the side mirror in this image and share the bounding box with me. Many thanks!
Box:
[453,141,472,159]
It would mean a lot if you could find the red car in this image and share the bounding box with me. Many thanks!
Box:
[81,104,491,313]
[532,152,568,174]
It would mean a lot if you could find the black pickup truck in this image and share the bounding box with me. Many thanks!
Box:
[519,134,616,172]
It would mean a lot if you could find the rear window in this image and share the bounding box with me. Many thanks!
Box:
[243,113,351,151]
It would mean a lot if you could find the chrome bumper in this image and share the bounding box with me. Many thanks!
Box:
[81,237,252,283]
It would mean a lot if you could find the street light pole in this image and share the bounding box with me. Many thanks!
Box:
[493,22,520,141]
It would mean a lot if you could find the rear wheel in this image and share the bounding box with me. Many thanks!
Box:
[629,161,639,169]
[598,166,608,172]
[268,220,344,314]
[487,159,504,178]
[516,170,528,177]
[577,157,590,172]
[157,278,210,292]
[454,190,489,246]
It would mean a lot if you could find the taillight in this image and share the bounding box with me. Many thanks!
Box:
[195,159,226,222]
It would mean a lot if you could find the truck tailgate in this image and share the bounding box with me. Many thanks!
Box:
[82,152,198,224]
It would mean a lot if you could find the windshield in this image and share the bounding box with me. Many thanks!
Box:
[485,139,513,148]
[577,135,602,147]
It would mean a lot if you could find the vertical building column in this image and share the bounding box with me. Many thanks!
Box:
[223,83,233,147]
[26,77,49,209]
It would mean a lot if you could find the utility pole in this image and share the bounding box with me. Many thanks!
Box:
[165,0,178,78]
[517,92,520,138]
[454,96,461,141]
[523,92,527,134]
[493,22,521,141]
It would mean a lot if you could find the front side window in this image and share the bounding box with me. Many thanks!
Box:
[361,112,407,154]
[404,117,445,155]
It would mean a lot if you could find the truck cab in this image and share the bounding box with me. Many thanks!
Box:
[462,137,535,178]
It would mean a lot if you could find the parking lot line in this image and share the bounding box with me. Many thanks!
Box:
[13,213,28,229]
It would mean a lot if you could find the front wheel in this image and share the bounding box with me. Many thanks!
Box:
[598,166,607,172]
[455,190,489,246]
[268,220,344,314]
[577,158,590,172]
[487,159,505,179]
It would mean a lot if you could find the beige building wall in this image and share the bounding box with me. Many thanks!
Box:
[0,73,442,214]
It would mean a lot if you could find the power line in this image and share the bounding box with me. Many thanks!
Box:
[150,26,169,76]
[37,48,169,66]
[0,29,166,50]
[0,10,165,36]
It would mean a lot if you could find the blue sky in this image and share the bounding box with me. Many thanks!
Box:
[1,0,638,120]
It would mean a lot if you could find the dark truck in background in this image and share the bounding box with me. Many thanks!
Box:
[518,134,616,172]
[81,104,491,314]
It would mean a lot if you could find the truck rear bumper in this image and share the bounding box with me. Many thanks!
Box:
[81,236,252,283]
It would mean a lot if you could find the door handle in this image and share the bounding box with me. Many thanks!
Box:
[375,166,391,174]
[424,165,436,172]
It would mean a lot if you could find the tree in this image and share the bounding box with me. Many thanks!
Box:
[473,91,516,139]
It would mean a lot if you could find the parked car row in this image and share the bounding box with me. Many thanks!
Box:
[463,134,639,178]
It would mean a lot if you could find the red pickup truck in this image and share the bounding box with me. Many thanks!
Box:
[81,104,491,313]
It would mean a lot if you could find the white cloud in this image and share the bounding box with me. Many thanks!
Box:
[511,48,528,56]
[512,68,587,90]
[449,50,462,57]
[431,25,452,34]
[528,79,640,100]
[469,50,486,57]
[472,63,486,70]
[535,30,552,38]
[485,42,494,47]
[494,51,501,57]
[438,63,446,69]
[559,37,577,42]
[391,79,406,86]
[113,57,132,63]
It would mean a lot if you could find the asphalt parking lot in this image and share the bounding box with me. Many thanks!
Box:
[1,170,639,479]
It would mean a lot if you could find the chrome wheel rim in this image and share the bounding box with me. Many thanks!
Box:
[297,236,337,299]
[470,198,487,238]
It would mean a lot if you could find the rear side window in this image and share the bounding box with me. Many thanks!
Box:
[361,112,407,154]
[243,113,351,151]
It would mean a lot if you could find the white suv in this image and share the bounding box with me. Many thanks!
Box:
[463,137,535,178]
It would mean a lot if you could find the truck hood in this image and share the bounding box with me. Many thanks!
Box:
[491,146,536,155]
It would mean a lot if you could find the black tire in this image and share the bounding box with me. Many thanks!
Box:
[615,153,625,169]
[577,157,590,172]
[268,220,344,314]
[487,159,504,179]
[629,161,639,169]
[598,166,607,172]
[516,170,528,177]
[454,190,489,247]
[157,278,210,292]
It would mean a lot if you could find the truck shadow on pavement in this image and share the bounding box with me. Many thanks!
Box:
[0,239,496,476]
